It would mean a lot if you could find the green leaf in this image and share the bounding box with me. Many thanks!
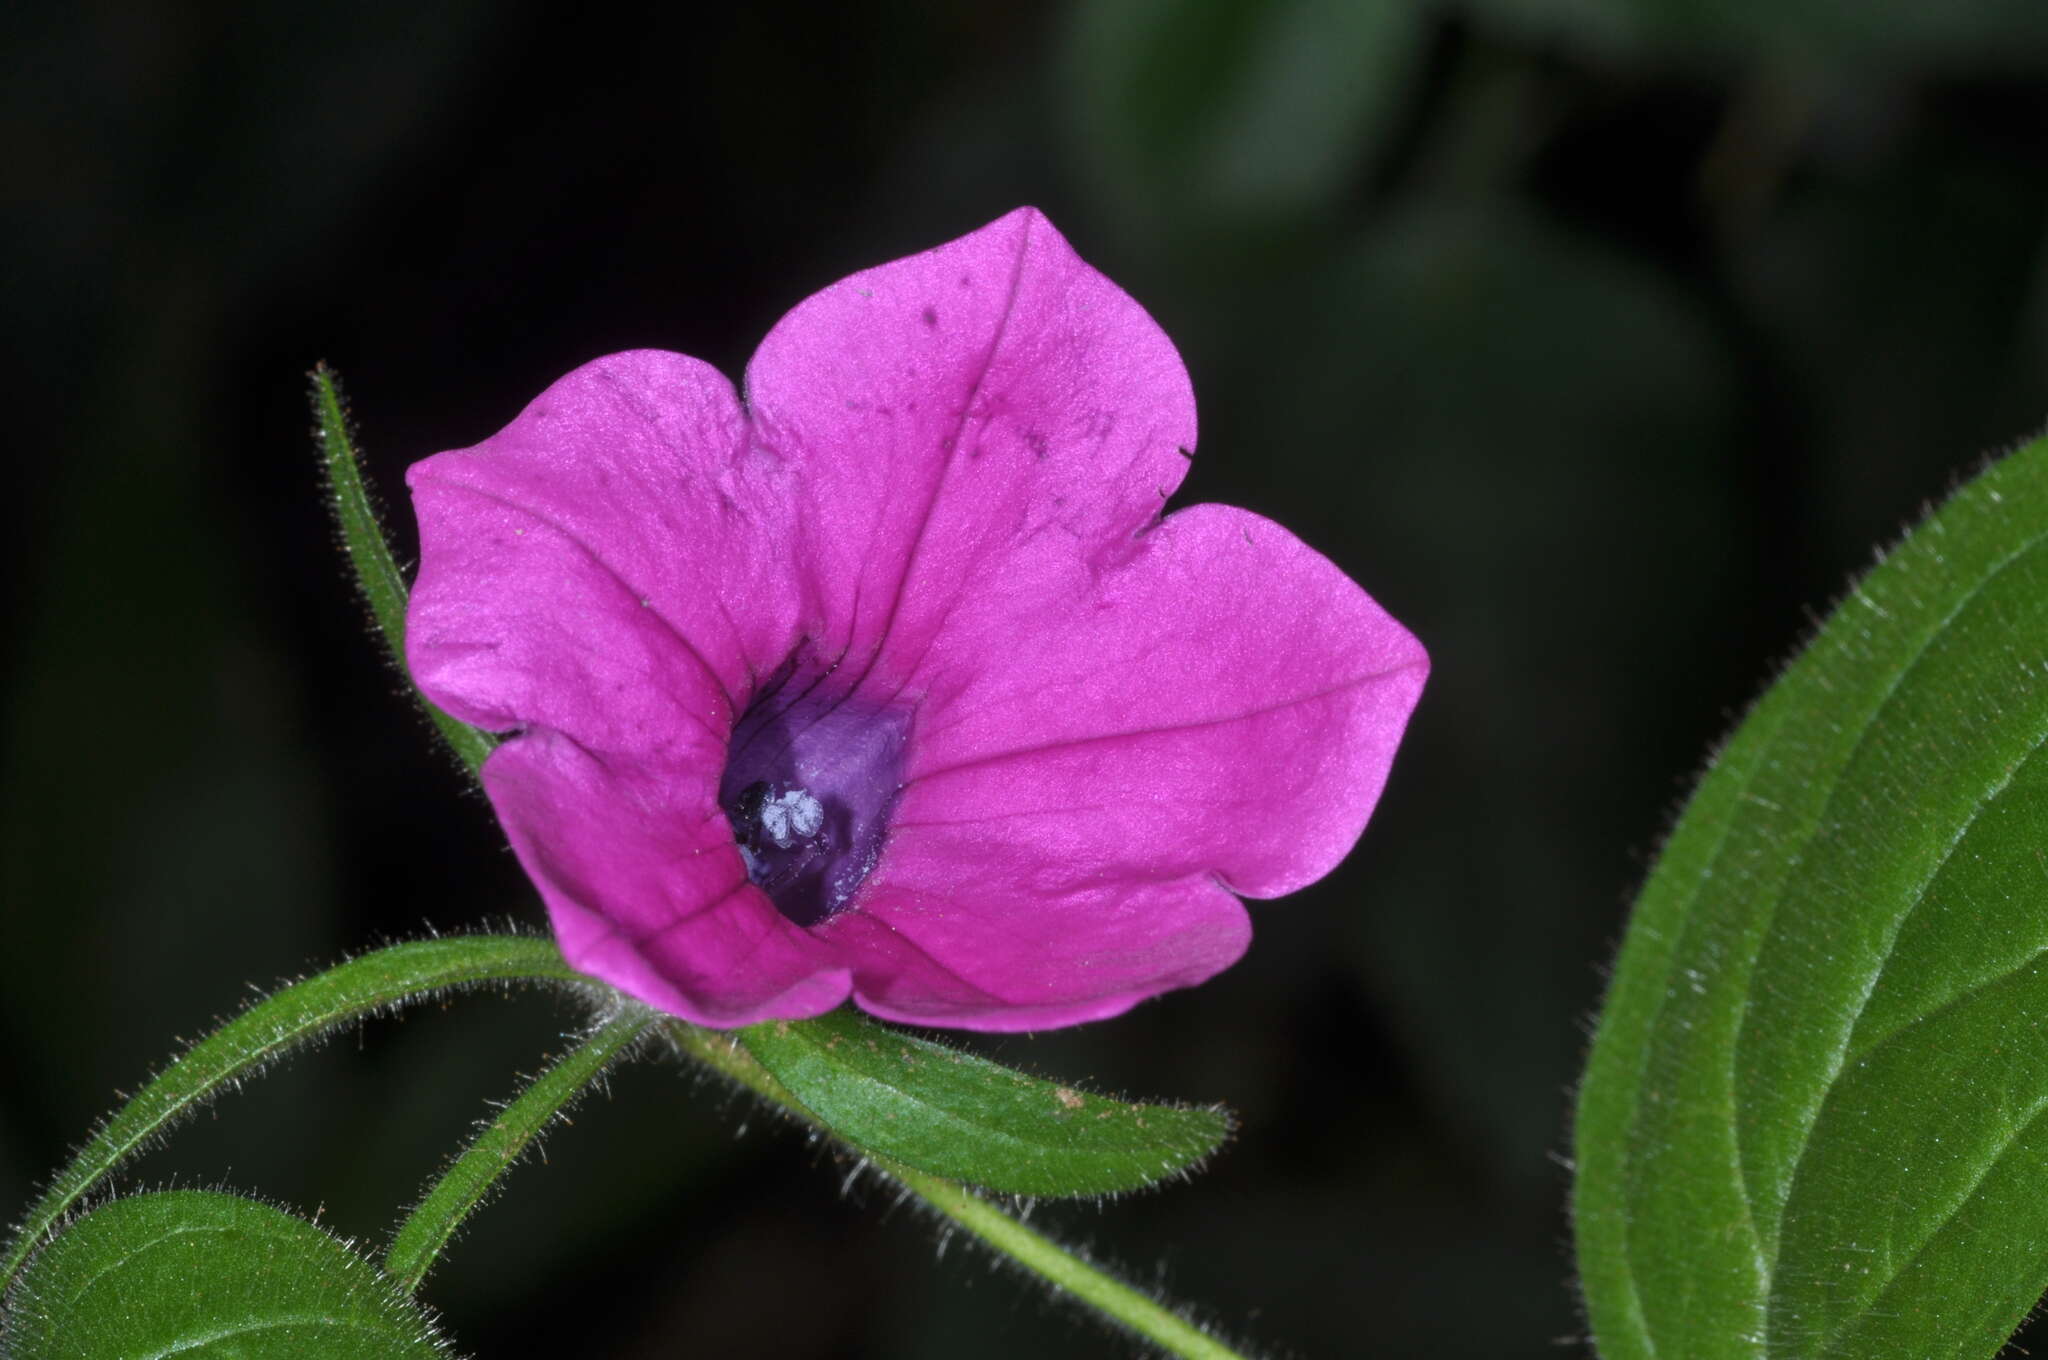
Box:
[738,1008,1231,1197]
[1574,432,2048,1359]
[310,362,496,776]
[1,936,588,1290]
[3,1191,447,1358]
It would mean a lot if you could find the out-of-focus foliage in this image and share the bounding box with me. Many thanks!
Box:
[1464,0,2048,69]
[1070,0,1429,230]
[2,1,2045,1356]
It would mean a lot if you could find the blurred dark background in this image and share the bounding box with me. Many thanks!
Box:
[4,1,2047,1356]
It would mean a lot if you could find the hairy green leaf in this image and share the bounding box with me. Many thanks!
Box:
[740,1008,1230,1197]
[3,1191,447,1358]
[1575,432,2048,1359]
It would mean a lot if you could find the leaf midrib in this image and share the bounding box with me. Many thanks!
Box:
[1739,530,2048,1355]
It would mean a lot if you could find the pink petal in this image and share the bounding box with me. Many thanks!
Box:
[407,349,803,749]
[743,207,1197,700]
[894,503,1428,900]
[827,855,1250,1032]
[818,503,1423,1029]
[406,350,842,1022]
[485,728,850,1026]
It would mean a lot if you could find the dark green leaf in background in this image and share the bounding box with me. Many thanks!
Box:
[1306,198,1740,1194]
[1458,0,2048,69]
[2,1191,447,1359]
[1068,0,1426,234]
[741,1008,1231,1198]
[1575,431,2048,1359]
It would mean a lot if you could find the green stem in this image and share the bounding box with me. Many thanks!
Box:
[664,1023,1251,1360]
[880,1157,1247,1360]
[385,1007,654,1293]
[2,936,588,1289]
[309,362,496,776]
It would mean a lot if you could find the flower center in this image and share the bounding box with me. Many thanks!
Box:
[719,663,910,928]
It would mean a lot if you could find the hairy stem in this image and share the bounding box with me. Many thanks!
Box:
[664,1023,1253,1360]
[386,1006,654,1292]
[2,936,589,1289]
[880,1157,1247,1360]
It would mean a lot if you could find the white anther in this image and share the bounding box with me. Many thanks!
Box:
[759,788,825,848]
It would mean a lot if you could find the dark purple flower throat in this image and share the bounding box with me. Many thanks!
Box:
[720,662,910,928]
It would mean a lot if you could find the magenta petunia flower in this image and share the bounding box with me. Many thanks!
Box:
[404,209,1427,1032]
